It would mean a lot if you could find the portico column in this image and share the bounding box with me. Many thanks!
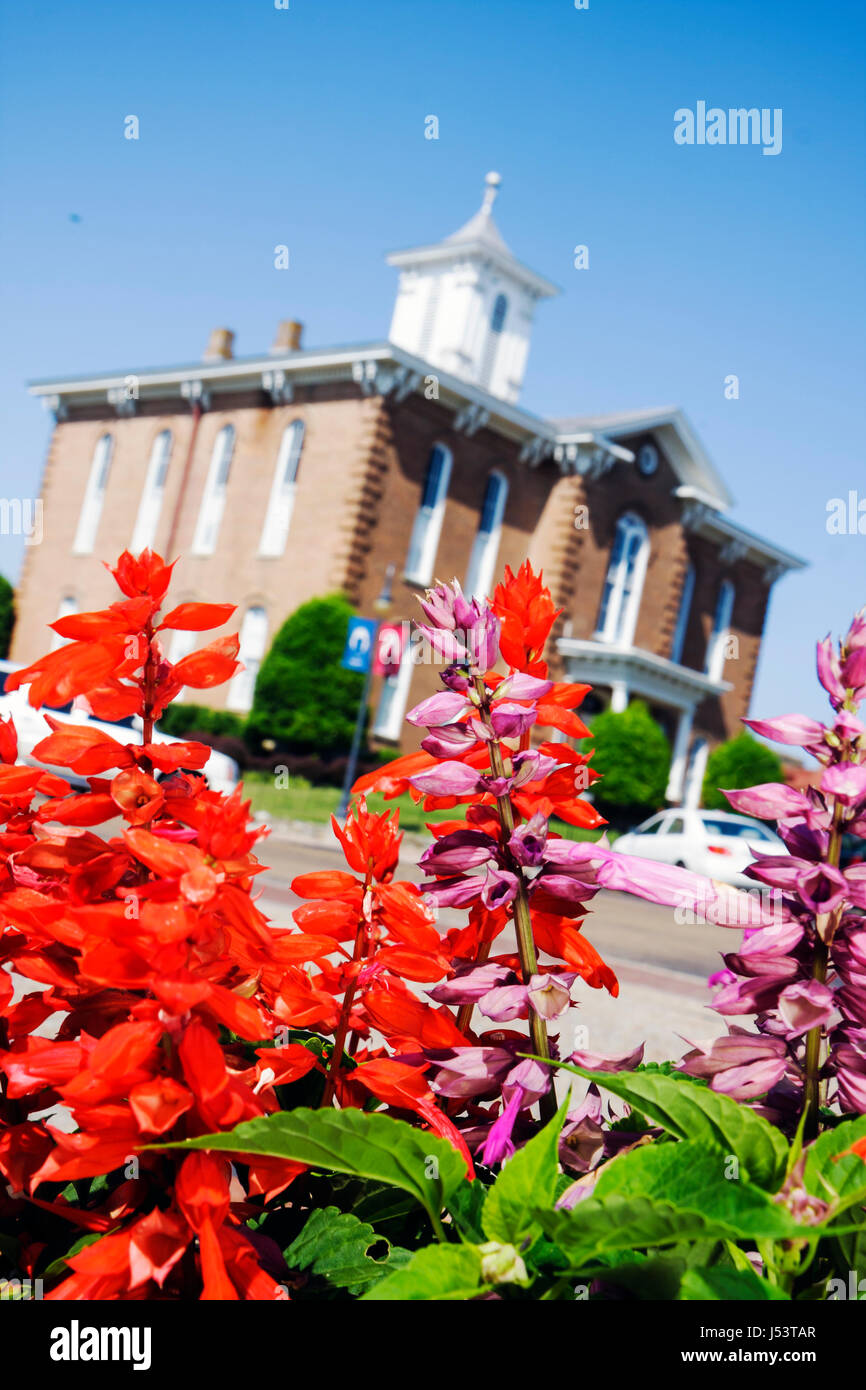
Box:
[610,680,629,713]
[666,705,694,803]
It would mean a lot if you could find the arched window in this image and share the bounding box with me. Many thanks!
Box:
[595,511,649,645]
[405,443,452,584]
[373,643,416,742]
[259,420,305,557]
[705,579,735,681]
[131,430,172,552]
[227,605,268,712]
[192,424,235,555]
[669,562,695,666]
[51,595,79,651]
[465,471,508,600]
[491,293,508,334]
[73,434,113,554]
[683,736,709,809]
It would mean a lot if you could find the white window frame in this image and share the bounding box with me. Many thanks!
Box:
[192,424,235,555]
[131,430,172,553]
[595,511,649,646]
[258,420,305,557]
[73,434,114,554]
[465,470,508,600]
[227,605,268,712]
[669,562,695,666]
[372,644,416,742]
[705,579,735,681]
[404,443,452,585]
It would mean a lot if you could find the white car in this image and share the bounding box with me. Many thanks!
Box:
[0,659,239,797]
[613,807,786,887]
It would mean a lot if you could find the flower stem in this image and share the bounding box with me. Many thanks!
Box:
[803,807,843,1140]
[320,888,369,1108]
[471,676,556,1125]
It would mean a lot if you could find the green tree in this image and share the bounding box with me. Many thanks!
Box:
[701,731,784,812]
[245,594,365,757]
[587,700,671,825]
[0,575,14,659]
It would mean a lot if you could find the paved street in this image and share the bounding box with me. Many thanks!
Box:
[256,827,734,1064]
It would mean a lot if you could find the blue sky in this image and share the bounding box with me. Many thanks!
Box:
[0,0,864,729]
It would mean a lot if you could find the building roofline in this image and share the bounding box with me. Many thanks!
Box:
[26,342,805,578]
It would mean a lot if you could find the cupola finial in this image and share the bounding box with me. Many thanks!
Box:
[481,170,501,214]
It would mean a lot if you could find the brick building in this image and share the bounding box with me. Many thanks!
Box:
[15,173,804,806]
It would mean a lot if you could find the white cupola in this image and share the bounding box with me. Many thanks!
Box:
[386,172,558,405]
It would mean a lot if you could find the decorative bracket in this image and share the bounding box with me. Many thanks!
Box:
[262,369,294,406]
[107,387,137,417]
[181,379,210,410]
[719,537,748,566]
[453,402,490,436]
[42,395,68,422]
[518,435,552,468]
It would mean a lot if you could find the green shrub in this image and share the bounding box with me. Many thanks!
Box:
[587,700,671,825]
[702,731,784,812]
[0,574,14,659]
[245,594,364,757]
[158,703,246,739]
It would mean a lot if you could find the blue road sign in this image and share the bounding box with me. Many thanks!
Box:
[341,617,378,673]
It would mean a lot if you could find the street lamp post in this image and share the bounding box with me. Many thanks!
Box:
[336,565,395,820]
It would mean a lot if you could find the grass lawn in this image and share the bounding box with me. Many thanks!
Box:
[240,771,613,842]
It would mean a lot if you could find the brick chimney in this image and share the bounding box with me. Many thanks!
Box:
[203,327,235,362]
[270,319,304,355]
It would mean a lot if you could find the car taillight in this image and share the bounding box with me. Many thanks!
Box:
[707,844,732,856]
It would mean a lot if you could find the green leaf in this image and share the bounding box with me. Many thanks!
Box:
[446,1179,488,1244]
[482,1100,567,1247]
[362,1243,484,1301]
[283,1206,409,1294]
[538,1196,735,1268]
[803,1115,866,1212]
[537,1182,818,1271]
[593,1141,800,1239]
[556,1063,788,1190]
[41,1231,104,1280]
[680,1267,789,1301]
[149,1107,465,1227]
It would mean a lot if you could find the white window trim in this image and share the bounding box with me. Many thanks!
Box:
[227,605,268,712]
[372,644,415,741]
[465,470,508,600]
[404,444,453,586]
[258,420,304,557]
[669,563,696,666]
[192,425,235,556]
[595,512,650,646]
[73,434,114,554]
[131,430,172,553]
[705,579,735,681]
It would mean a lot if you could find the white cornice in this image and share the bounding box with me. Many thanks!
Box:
[676,488,806,574]
[26,343,807,577]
